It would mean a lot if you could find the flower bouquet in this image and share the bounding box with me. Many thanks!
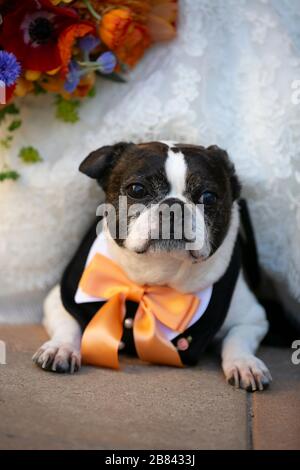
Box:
[0,0,178,179]
[0,1,178,314]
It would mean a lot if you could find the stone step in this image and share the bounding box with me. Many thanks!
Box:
[0,325,299,450]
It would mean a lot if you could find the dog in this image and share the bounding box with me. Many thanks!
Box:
[33,141,271,391]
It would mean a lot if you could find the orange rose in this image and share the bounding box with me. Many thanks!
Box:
[99,8,151,67]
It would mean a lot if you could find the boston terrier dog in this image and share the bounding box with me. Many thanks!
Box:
[33,142,271,391]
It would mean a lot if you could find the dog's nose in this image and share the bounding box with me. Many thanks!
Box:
[158,198,186,239]
[159,197,185,210]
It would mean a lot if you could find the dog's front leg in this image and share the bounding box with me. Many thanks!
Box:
[33,286,82,373]
[219,273,271,391]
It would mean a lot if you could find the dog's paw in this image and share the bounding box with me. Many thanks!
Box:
[223,355,272,392]
[32,341,81,374]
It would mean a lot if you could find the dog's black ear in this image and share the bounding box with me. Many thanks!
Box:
[79,142,132,183]
[229,164,242,201]
[207,145,241,201]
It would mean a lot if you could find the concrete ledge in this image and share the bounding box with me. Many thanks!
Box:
[252,347,300,450]
[0,326,299,449]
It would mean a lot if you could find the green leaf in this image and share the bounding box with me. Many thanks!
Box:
[0,135,13,149]
[33,82,47,95]
[55,96,80,123]
[0,103,20,124]
[8,119,22,132]
[19,146,43,164]
[0,170,20,182]
[88,86,96,98]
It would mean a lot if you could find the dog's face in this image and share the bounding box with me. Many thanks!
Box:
[80,142,241,260]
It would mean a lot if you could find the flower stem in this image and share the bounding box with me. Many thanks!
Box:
[80,65,102,73]
[83,0,101,22]
[78,60,102,67]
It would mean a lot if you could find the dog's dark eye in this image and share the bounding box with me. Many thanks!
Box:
[199,191,218,205]
[126,183,148,199]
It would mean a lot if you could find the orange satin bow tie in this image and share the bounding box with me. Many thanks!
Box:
[79,253,200,369]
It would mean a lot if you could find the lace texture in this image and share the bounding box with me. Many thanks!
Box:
[0,0,300,321]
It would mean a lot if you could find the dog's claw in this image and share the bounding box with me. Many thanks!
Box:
[42,355,53,370]
[32,341,81,374]
[228,369,240,388]
[70,355,81,374]
[234,369,239,388]
[70,357,76,374]
[224,356,271,392]
[32,348,45,363]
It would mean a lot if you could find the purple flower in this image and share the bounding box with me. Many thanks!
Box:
[0,51,21,86]
[78,35,100,54]
[96,51,117,74]
[64,60,80,93]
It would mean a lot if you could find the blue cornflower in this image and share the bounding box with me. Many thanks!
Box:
[96,51,117,74]
[64,60,81,93]
[78,35,100,54]
[0,51,21,86]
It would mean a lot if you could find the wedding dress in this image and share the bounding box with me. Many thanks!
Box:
[0,0,299,324]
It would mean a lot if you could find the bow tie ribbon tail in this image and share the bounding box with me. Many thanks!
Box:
[81,293,184,369]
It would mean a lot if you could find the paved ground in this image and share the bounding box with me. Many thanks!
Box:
[0,325,299,450]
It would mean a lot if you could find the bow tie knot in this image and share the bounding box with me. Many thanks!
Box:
[125,286,144,303]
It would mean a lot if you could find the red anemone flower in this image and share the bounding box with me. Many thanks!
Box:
[0,0,92,72]
[7,85,16,103]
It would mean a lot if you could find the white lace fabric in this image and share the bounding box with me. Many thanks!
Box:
[0,0,299,322]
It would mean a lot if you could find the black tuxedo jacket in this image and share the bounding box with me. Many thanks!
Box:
[61,200,258,366]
